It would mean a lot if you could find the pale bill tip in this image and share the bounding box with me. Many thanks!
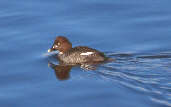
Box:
[48,49,51,53]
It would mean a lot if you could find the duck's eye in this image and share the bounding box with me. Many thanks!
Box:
[53,45,58,48]
[57,42,60,46]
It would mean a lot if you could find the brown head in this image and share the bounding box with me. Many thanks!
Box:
[48,36,72,53]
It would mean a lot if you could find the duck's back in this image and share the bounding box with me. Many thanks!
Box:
[58,46,106,64]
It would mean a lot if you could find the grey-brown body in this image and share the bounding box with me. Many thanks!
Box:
[58,46,106,64]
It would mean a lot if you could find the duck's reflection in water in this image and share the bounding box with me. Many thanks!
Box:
[48,62,73,80]
[48,61,105,81]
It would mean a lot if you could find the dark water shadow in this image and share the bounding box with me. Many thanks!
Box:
[48,62,72,80]
[137,54,171,59]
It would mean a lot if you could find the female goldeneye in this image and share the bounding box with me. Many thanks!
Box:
[48,36,107,65]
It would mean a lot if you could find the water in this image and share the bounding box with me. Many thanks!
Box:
[0,0,171,107]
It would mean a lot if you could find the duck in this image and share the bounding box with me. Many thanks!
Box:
[48,36,107,65]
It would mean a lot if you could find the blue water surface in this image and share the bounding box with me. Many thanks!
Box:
[0,0,171,107]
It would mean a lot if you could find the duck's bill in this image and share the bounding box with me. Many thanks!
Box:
[48,48,52,52]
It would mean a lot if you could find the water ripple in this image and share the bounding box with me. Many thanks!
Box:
[93,52,171,106]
